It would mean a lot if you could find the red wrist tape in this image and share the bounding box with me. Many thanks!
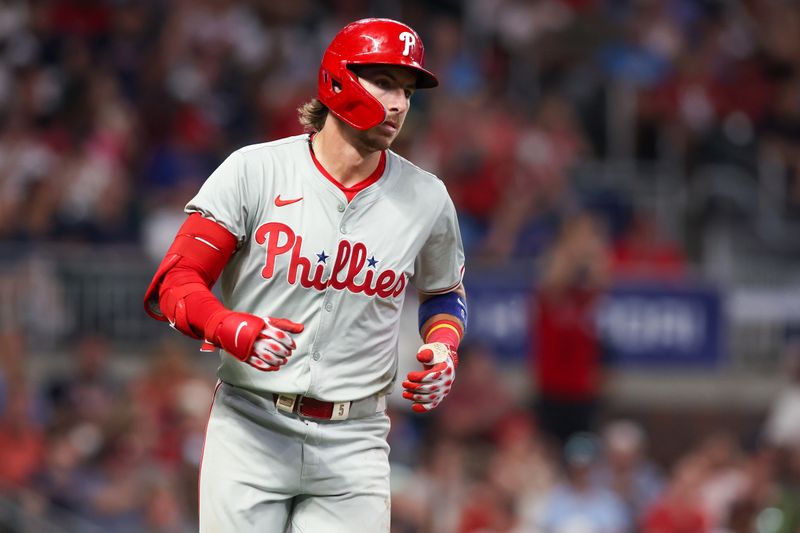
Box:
[423,319,463,350]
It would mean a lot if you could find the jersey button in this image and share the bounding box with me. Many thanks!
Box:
[324,302,333,312]
[340,226,347,234]
[337,203,345,212]
[312,351,321,361]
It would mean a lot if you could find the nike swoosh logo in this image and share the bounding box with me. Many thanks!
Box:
[235,321,248,348]
[275,195,303,207]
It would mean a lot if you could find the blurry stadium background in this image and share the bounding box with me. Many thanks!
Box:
[2,0,800,532]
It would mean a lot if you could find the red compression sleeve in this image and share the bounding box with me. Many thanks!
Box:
[423,319,463,367]
[423,318,463,348]
[159,265,226,338]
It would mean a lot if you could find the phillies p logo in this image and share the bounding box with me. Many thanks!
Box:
[399,31,416,56]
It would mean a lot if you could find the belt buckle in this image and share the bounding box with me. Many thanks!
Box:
[290,395,317,419]
[275,394,298,414]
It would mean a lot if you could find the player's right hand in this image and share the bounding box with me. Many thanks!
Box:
[247,317,305,372]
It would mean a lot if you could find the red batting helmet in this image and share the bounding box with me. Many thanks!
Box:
[318,18,439,131]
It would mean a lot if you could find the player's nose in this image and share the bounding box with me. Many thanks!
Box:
[385,88,409,114]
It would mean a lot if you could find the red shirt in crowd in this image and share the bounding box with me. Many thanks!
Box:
[642,500,711,533]
[532,287,603,400]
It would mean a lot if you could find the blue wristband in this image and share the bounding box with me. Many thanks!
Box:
[418,292,467,332]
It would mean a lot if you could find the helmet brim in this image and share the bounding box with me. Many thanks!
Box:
[348,61,439,89]
[412,67,439,89]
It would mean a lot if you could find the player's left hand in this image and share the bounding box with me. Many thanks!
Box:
[402,343,457,413]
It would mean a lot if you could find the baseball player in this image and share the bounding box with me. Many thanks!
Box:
[143,18,467,532]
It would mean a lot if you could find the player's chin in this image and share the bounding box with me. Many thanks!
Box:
[364,128,397,150]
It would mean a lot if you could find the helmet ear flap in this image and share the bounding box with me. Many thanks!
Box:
[318,61,387,130]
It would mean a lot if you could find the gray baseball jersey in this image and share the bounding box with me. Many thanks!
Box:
[186,133,464,402]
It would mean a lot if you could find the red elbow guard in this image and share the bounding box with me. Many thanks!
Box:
[143,214,238,338]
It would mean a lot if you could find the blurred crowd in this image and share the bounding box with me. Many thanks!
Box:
[394,341,800,533]
[3,0,800,531]
[1,331,800,532]
[7,0,800,265]
[0,332,211,532]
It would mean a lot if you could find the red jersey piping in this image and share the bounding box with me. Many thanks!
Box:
[308,136,386,202]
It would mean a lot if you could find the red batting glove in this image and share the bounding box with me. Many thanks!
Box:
[203,311,303,372]
[402,343,457,413]
[247,317,305,372]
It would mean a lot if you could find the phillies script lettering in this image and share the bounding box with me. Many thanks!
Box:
[255,222,406,298]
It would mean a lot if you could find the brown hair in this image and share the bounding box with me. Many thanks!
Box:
[297,98,329,132]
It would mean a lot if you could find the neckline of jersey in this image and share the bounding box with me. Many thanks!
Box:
[307,134,387,202]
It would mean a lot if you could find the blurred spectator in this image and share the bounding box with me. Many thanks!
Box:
[141,179,199,264]
[530,212,612,444]
[0,110,58,241]
[128,339,214,469]
[760,73,800,213]
[457,478,521,533]
[642,453,712,533]
[43,334,118,428]
[77,427,150,532]
[763,343,800,450]
[0,254,68,349]
[0,384,44,492]
[592,419,665,531]
[483,94,589,260]
[597,1,676,91]
[695,432,750,530]
[487,411,559,529]
[29,427,92,525]
[0,329,27,415]
[717,445,778,533]
[418,95,520,255]
[537,432,630,533]
[425,14,485,98]
[390,438,470,533]
[611,208,688,281]
[143,474,194,533]
[431,343,516,441]
[51,70,138,243]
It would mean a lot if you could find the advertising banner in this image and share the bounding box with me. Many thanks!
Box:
[464,275,723,368]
